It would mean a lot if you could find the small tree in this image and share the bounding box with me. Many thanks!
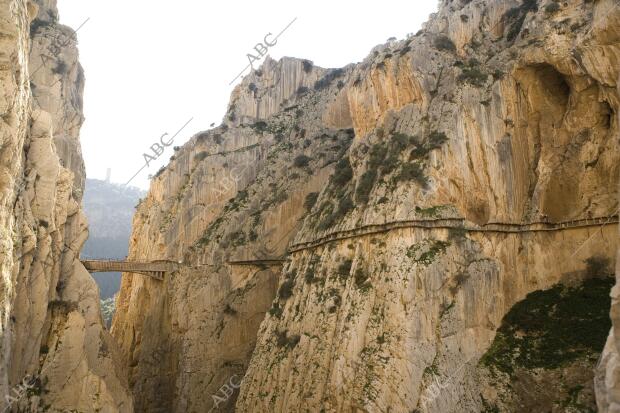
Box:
[293,155,311,168]
[434,35,456,52]
[302,60,313,73]
[304,192,319,211]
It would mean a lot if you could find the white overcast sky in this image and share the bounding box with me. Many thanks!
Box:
[56,0,438,189]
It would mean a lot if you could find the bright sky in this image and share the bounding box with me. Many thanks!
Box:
[56,0,438,189]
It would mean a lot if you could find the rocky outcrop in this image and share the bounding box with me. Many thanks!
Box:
[114,0,619,412]
[111,56,355,411]
[595,76,620,413]
[0,1,132,411]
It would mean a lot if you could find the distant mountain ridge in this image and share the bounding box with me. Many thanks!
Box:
[82,178,145,298]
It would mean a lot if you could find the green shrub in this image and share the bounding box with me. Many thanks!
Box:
[228,230,247,247]
[381,153,400,175]
[304,192,319,211]
[458,67,488,86]
[251,121,268,133]
[293,155,311,168]
[275,330,301,349]
[399,46,412,55]
[275,330,289,347]
[428,131,448,149]
[391,133,417,151]
[492,69,505,80]
[318,195,354,230]
[503,0,538,42]
[545,2,560,13]
[394,163,428,187]
[410,144,430,160]
[302,60,313,73]
[314,68,345,91]
[434,35,456,52]
[317,202,335,231]
[338,260,353,278]
[154,166,166,178]
[369,144,388,169]
[415,205,446,217]
[407,240,450,266]
[449,226,468,240]
[356,170,377,204]
[481,277,614,374]
[269,303,283,318]
[336,195,354,217]
[331,158,353,187]
[278,279,295,300]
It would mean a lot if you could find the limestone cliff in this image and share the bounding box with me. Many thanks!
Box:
[113,0,620,412]
[0,1,132,411]
[595,77,620,412]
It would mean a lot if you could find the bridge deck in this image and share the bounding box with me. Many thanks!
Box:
[81,260,180,280]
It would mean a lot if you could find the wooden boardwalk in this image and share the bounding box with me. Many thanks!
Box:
[227,259,286,267]
[288,215,619,253]
[81,216,618,277]
[81,260,180,280]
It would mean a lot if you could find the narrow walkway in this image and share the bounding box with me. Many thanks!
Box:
[81,260,180,280]
[288,215,619,253]
[227,259,286,266]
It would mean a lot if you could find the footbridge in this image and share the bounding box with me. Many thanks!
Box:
[81,260,181,280]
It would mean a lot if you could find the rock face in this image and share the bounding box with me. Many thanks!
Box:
[595,77,620,412]
[0,1,132,411]
[113,0,620,412]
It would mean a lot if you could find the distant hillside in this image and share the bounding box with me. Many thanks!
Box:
[82,179,145,298]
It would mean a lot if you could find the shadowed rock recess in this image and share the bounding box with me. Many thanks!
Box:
[111,0,620,412]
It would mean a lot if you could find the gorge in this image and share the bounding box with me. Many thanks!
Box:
[0,0,619,412]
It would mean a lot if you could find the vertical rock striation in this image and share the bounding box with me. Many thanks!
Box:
[0,0,132,411]
[114,0,620,412]
[595,74,620,413]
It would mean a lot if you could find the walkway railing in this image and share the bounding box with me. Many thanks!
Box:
[288,215,619,253]
[81,260,180,280]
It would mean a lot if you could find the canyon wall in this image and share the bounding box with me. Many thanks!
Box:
[0,0,132,411]
[114,0,620,412]
[595,73,620,413]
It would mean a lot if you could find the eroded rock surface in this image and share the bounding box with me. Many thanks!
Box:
[0,1,132,411]
[113,0,619,412]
